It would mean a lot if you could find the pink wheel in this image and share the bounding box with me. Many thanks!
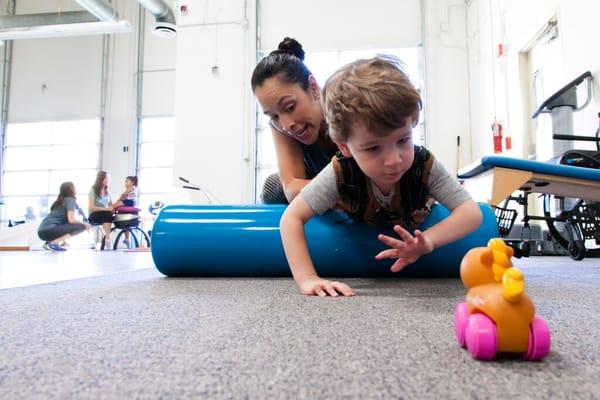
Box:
[465,313,498,360]
[454,302,469,347]
[523,315,551,361]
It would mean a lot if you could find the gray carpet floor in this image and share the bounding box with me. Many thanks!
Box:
[1,256,599,399]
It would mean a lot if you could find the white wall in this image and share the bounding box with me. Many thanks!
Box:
[102,2,178,184]
[172,0,256,204]
[467,0,600,161]
[9,0,102,122]
[173,0,461,203]
[101,1,142,185]
[1,0,178,191]
[422,0,471,173]
[103,2,178,186]
[23,1,600,205]
[259,0,422,52]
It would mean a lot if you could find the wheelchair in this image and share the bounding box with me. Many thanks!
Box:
[498,71,600,260]
[111,207,151,250]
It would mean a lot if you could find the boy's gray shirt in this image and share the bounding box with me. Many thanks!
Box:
[300,157,472,215]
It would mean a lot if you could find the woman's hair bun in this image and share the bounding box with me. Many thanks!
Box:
[277,37,305,61]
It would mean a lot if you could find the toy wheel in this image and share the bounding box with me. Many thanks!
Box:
[523,316,551,361]
[465,313,498,360]
[568,241,586,261]
[454,302,469,348]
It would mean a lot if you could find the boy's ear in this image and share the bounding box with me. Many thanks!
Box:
[336,142,352,158]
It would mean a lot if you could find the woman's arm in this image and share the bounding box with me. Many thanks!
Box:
[88,193,113,212]
[66,210,91,229]
[273,132,310,202]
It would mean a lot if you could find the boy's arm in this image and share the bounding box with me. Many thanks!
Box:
[280,195,318,283]
[376,199,482,272]
[420,198,482,248]
[280,195,354,297]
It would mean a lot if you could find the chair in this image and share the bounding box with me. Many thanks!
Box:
[111,206,151,250]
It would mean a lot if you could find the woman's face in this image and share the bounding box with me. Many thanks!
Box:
[103,174,110,186]
[125,178,133,189]
[254,75,324,145]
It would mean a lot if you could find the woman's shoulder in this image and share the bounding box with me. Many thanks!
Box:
[63,196,78,207]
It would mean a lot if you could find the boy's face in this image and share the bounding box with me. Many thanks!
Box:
[337,119,414,195]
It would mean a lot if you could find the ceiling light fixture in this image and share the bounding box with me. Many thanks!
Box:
[0,20,131,40]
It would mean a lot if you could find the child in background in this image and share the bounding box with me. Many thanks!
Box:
[114,176,139,208]
[113,176,139,248]
[280,56,483,297]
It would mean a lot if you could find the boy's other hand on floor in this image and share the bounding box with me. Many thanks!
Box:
[299,276,355,297]
[375,226,434,272]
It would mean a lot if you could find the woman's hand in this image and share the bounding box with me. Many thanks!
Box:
[375,225,434,272]
[298,276,354,297]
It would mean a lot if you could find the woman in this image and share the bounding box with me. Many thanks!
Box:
[38,182,91,251]
[251,37,338,203]
[88,170,116,249]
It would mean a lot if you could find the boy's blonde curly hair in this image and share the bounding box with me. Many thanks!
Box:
[321,55,422,143]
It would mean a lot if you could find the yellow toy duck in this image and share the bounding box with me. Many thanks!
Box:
[454,239,551,360]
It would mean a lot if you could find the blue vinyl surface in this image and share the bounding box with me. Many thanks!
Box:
[151,203,499,278]
[457,156,600,181]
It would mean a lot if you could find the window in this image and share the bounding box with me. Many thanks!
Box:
[1,120,100,224]
[255,47,425,202]
[136,116,175,212]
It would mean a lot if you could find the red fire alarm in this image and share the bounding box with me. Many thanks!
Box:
[180,4,189,16]
[497,43,504,58]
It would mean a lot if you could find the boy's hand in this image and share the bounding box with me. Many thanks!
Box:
[375,226,434,272]
[298,276,354,297]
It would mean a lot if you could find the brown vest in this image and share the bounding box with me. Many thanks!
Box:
[332,145,435,229]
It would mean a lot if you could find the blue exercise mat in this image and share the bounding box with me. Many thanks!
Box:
[151,203,498,278]
[458,155,600,181]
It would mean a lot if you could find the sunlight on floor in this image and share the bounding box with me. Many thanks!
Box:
[0,249,155,289]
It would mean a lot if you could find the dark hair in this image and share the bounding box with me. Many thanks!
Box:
[50,181,76,211]
[251,37,312,92]
[126,175,138,187]
[93,170,108,198]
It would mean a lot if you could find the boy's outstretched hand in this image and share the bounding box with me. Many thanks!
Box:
[375,225,434,272]
[298,276,355,297]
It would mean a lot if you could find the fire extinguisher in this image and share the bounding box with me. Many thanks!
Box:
[492,120,503,153]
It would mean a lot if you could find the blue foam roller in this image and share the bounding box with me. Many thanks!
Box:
[151,203,498,278]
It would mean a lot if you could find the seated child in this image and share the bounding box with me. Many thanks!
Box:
[280,56,483,297]
[114,176,139,210]
[113,176,139,247]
